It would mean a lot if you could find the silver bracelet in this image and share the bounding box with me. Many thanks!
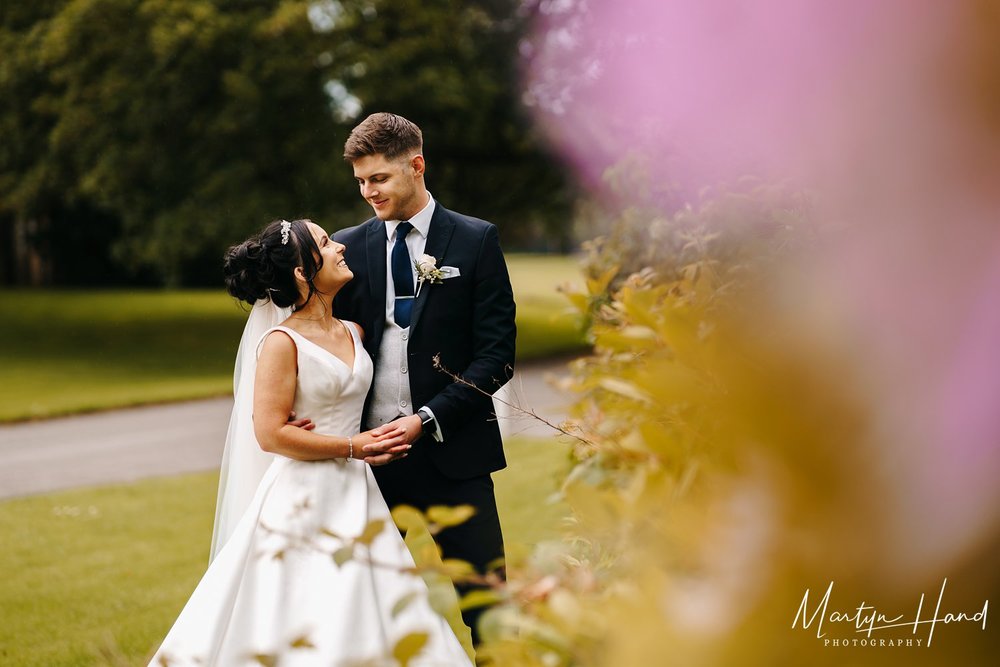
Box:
[348,435,353,460]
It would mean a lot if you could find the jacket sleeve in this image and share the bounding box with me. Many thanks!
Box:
[424,224,516,436]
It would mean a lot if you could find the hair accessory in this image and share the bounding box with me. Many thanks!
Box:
[279,220,292,245]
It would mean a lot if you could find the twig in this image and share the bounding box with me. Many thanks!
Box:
[432,355,596,447]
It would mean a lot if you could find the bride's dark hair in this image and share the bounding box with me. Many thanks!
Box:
[223,219,323,309]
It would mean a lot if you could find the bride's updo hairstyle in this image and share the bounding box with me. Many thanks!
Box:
[223,219,323,309]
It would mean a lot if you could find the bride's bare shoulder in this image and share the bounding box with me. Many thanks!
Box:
[257,327,298,363]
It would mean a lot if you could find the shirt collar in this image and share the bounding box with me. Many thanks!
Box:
[385,193,435,241]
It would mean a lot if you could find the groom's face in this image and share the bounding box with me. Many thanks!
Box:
[352,153,425,222]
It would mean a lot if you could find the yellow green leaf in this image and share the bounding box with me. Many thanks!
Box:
[354,518,386,546]
[391,590,421,618]
[426,504,476,528]
[459,588,504,611]
[392,631,430,667]
[438,558,476,579]
[391,505,428,533]
[332,545,354,567]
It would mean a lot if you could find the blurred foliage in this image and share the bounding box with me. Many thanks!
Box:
[0,0,574,287]
[580,159,813,296]
[566,166,815,339]
[472,185,998,665]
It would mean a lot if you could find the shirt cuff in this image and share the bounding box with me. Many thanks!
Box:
[419,406,444,442]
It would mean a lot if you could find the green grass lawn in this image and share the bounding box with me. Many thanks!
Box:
[506,254,588,361]
[0,254,586,422]
[0,436,572,666]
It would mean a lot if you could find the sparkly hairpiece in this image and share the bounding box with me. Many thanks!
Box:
[279,220,292,245]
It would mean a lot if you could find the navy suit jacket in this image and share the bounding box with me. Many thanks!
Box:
[332,203,516,480]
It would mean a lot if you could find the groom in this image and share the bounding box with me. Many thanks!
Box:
[332,112,516,644]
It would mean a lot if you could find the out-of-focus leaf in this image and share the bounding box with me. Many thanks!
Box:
[597,377,653,404]
[391,590,422,618]
[438,558,476,579]
[332,545,354,567]
[426,504,476,528]
[354,518,386,546]
[459,588,504,611]
[585,264,619,295]
[618,428,647,453]
[390,505,427,534]
[392,631,429,667]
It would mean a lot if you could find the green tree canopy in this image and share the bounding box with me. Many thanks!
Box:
[0,0,573,286]
[322,0,575,249]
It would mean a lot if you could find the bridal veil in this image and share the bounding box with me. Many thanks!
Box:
[210,298,290,560]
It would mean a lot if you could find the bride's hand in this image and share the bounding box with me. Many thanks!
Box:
[352,427,410,466]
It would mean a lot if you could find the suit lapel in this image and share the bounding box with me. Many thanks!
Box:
[365,218,387,352]
[409,206,456,333]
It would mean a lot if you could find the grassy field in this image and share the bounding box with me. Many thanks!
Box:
[0,254,586,422]
[505,254,587,361]
[0,436,572,666]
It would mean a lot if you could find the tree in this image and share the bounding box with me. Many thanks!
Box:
[0,0,575,286]
[0,0,70,285]
[35,0,349,285]
[322,0,576,251]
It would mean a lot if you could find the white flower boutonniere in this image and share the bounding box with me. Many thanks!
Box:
[414,254,445,297]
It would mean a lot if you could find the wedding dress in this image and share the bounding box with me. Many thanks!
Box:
[150,323,472,666]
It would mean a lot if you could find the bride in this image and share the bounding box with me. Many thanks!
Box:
[149,219,473,666]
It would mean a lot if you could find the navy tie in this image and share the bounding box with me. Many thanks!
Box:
[392,221,415,327]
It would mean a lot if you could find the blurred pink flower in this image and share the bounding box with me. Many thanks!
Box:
[523,0,949,197]
[525,0,1000,575]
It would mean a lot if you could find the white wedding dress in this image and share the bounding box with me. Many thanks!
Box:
[150,324,472,666]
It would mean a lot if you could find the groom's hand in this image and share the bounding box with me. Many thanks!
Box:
[371,415,423,447]
[356,426,411,466]
[286,411,315,431]
[360,416,422,466]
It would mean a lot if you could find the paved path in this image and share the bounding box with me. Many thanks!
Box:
[0,358,576,500]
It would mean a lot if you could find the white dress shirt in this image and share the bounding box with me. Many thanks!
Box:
[383,193,435,325]
[380,193,442,440]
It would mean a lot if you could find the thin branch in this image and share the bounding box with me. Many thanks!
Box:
[432,355,596,447]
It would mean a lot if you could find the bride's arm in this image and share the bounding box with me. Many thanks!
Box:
[253,331,409,463]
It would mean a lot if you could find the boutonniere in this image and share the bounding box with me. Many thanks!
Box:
[414,254,445,297]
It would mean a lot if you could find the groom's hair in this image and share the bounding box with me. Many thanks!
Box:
[343,112,422,162]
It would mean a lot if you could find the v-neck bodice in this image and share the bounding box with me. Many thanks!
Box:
[256,323,373,439]
[272,323,359,375]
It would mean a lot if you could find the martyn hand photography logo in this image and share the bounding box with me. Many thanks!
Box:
[792,578,988,648]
